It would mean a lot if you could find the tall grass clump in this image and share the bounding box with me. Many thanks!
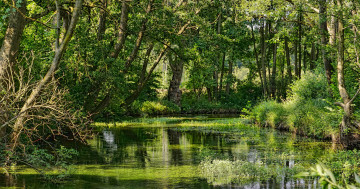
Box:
[139,100,181,116]
[251,72,341,139]
[252,100,286,128]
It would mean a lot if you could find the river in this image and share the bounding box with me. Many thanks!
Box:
[1,116,333,188]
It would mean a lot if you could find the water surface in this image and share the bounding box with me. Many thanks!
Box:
[1,117,332,188]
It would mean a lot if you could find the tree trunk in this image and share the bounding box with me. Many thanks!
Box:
[225,60,233,95]
[10,0,84,150]
[207,87,212,102]
[251,21,264,95]
[110,0,129,58]
[124,0,153,72]
[294,39,298,78]
[310,42,316,70]
[91,0,152,113]
[97,0,107,41]
[271,43,277,98]
[213,70,218,100]
[303,44,306,71]
[123,43,155,107]
[260,19,268,97]
[298,11,302,79]
[168,53,184,106]
[329,0,337,48]
[352,9,359,66]
[94,5,198,114]
[0,0,27,81]
[319,0,334,85]
[218,52,226,98]
[279,55,285,99]
[284,36,292,82]
[213,10,221,100]
[337,0,350,140]
[336,0,360,148]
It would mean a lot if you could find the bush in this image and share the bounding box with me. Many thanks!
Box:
[251,100,286,128]
[140,100,180,116]
[181,95,222,113]
[251,72,341,138]
[288,71,330,101]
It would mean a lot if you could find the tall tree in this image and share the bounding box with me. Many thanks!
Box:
[0,0,27,81]
[335,0,360,147]
[319,0,334,85]
[10,0,84,150]
[167,52,184,106]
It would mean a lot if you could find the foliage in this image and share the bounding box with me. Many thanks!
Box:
[251,72,341,138]
[297,163,360,189]
[7,145,79,183]
[200,157,304,185]
[251,100,286,128]
[1,0,360,186]
[288,71,331,101]
[320,150,360,183]
[139,100,181,116]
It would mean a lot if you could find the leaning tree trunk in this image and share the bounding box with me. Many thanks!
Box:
[167,53,184,106]
[10,0,84,150]
[0,0,27,81]
[336,0,360,148]
[0,0,27,140]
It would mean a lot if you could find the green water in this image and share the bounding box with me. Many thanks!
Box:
[1,117,333,188]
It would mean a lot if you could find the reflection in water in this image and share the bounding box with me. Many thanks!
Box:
[1,118,333,189]
[103,130,118,152]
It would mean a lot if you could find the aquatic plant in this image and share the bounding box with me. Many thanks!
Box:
[200,158,304,185]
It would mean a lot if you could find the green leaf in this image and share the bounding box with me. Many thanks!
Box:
[316,164,324,175]
[324,167,336,183]
[348,185,358,189]
[294,172,310,178]
[355,173,360,184]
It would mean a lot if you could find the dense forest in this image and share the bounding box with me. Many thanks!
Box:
[1,0,360,188]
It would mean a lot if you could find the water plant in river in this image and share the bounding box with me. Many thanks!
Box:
[93,117,248,128]
[200,157,305,185]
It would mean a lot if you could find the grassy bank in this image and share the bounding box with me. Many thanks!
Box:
[249,72,342,140]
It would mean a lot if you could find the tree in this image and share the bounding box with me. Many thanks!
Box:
[335,0,360,148]
[0,0,27,80]
[10,0,84,151]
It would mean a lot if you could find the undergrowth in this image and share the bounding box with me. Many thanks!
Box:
[250,72,341,139]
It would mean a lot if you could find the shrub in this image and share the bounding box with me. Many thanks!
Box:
[251,72,341,138]
[140,100,180,116]
[251,100,286,128]
[288,71,330,101]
